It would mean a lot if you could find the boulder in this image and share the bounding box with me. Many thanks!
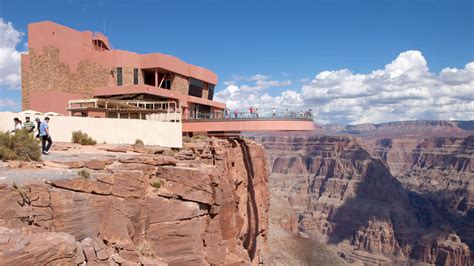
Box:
[0,227,84,265]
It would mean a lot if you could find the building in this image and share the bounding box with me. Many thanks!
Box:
[21,21,315,134]
[22,21,223,120]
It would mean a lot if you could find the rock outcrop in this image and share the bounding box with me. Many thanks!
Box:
[255,134,473,265]
[0,138,269,265]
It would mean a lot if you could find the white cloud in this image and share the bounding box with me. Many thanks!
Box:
[0,99,17,107]
[216,50,473,124]
[0,18,24,90]
[248,74,269,81]
[300,50,474,124]
[215,77,303,115]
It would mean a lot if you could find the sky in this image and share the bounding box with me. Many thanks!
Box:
[0,0,473,124]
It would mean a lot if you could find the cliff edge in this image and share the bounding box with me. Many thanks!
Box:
[0,138,269,265]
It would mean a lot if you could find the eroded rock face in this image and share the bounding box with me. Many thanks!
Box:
[256,134,473,265]
[0,138,269,265]
[363,136,474,250]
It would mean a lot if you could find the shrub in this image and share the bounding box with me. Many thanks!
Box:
[192,134,207,140]
[72,131,97,145]
[134,139,144,146]
[163,149,176,157]
[78,169,91,179]
[0,130,41,161]
[151,181,161,188]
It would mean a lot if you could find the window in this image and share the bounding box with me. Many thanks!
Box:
[117,67,122,86]
[188,78,203,98]
[133,68,139,85]
[208,85,215,100]
[161,79,172,90]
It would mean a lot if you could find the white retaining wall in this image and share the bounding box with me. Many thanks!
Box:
[0,112,182,148]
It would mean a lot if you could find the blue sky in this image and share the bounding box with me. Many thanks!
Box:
[0,0,473,124]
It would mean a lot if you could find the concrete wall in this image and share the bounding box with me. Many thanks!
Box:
[0,112,182,148]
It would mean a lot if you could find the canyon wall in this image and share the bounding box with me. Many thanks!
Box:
[0,138,269,265]
[256,131,473,265]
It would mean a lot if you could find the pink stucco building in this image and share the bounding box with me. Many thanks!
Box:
[22,21,315,133]
[22,21,223,119]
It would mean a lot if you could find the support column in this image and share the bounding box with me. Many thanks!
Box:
[155,69,158,87]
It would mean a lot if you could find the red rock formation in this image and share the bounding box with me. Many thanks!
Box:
[364,136,474,250]
[0,138,269,265]
[255,134,473,265]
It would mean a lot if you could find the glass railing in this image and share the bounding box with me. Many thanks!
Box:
[183,110,313,121]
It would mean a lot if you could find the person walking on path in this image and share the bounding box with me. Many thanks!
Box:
[23,116,35,133]
[34,118,41,138]
[39,117,53,155]
[11,118,22,133]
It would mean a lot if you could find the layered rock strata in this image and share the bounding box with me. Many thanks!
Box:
[256,135,473,265]
[0,138,269,265]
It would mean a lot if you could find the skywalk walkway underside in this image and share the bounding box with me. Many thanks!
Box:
[182,118,315,133]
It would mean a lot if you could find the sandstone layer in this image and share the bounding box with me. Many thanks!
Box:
[0,138,269,265]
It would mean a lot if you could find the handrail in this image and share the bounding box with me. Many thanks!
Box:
[183,111,313,121]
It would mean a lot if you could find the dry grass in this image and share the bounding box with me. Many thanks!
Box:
[0,130,41,161]
[151,180,161,188]
[72,131,97,145]
[134,139,144,146]
[78,169,91,178]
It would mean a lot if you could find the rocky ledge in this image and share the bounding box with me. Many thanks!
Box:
[0,138,269,265]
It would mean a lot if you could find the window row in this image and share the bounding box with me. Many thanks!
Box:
[115,67,214,100]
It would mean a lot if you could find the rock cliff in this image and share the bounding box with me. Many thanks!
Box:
[255,133,473,265]
[0,138,269,265]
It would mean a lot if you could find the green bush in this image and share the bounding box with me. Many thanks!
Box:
[151,181,161,188]
[78,169,91,179]
[0,130,41,161]
[134,139,144,146]
[72,131,97,145]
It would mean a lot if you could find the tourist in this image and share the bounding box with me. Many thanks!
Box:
[249,106,253,118]
[233,109,238,119]
[272,107,276,117]
[255,107,259,118]
[285,108,288,117]
[39,117,53,155]
[35,118,41,138]
[23,116,35,133]
[11,117,22,133]
[308,108,312,118]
